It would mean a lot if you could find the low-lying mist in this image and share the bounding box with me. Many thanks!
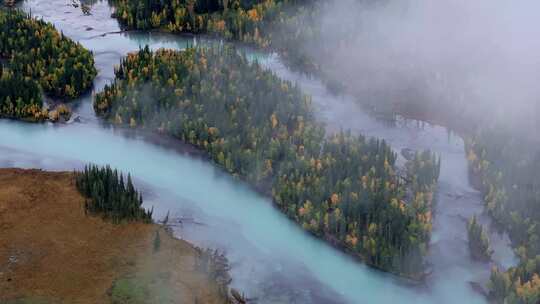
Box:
[293,0,540,140]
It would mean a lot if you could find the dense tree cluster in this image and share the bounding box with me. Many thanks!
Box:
[75,164,153,223]
[274,134,440,274]
[0,63,47,120]
[95,45,440,276]
[96,45,318,184]
[108,0,352,92]
[109,0,309,48]
[0,10,97,100]
[466,215,492,261]
[466,129,540,302]
[488,260,540,304]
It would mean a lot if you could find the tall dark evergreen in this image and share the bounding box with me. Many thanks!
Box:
[466,215,492,261]
[75,164,153,223]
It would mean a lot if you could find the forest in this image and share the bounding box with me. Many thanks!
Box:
[108,0,357,94]
[107,0,323,75]
[94,45,440,277]
[0,9,96,119]
[0,62,45,120]
[109,0,296,47]
[467,129,540,303]
[75,164,154,223]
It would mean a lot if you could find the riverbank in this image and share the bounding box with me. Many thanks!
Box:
[96,114,433,284]
[0,168,229,304]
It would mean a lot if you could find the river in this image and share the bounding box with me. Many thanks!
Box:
[0,0,517,303]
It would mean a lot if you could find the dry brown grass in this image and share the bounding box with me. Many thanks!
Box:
[0,168,226,304]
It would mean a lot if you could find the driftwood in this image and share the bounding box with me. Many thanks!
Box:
[230,288,246,304]
[176,216,206,226]
[157,211,206,227]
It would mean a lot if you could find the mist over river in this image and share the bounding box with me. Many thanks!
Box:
[0,0,517,302]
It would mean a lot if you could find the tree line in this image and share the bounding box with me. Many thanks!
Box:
[466,128,540,303]
[108,0,350,90]
[0,9,97,120]
[94,45,440,277]
[109,0,310,48]
[75,164,153,223]
[109,0,311,55]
